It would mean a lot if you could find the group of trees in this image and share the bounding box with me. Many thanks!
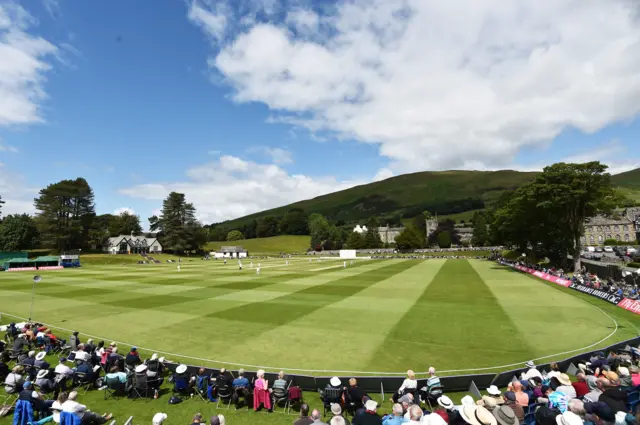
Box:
[0,179,207,254]
[488,162,619,271]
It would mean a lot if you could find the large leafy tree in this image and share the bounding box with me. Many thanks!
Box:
[150,192,206,253]
[226,230,244,241]
[346,231,365,249]
[256,216,280,238]
[279,208,308,235]
[308,213,330,250]
[427,219,460,247]
[471,212,489,247]
[364,216,383,248]
[394,226,424,250]
[0,214,39,251]
[490,162,618,271]
[112,211,142,236]
[34,178,96,251]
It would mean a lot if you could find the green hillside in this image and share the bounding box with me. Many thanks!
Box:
[205,235,311,253]
[217,168,640,230]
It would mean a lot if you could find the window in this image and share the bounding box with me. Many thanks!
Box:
[581,236,586,244]
[590,236,595,243]
[615,234,621,241]
[614,225,620,232]
[598,235,603,242]
[606,234,612,240]
[624,225,628,231]
[625,234,630,241]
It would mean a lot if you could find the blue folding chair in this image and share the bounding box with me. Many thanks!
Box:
[172,376,190,399]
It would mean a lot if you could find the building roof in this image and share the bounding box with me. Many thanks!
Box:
[586,215,634,226]
[378,226,405,232]
[105,235,161,247]
[219,246,247,253]
[457,227,473,233]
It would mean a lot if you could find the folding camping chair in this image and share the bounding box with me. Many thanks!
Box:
[287,386,303,415]
[194,374,211,402]
[103,376,123,401]
[320,387,343,417]
[172,376,191,399]
[73,372,93,394]
[132,372,151,400]
[216,383,233,409]
[271,381,291,412]
[425,385,444,410]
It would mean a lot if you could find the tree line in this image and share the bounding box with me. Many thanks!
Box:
[0,179,207,254]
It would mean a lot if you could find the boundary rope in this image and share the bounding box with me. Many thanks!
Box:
[0,298,619,376]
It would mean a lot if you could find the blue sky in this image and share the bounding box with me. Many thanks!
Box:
[1,0,639,225]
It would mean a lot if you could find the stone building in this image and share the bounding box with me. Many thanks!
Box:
[455,226,474,243]
[581,215,636,245]
[377,226,405,244]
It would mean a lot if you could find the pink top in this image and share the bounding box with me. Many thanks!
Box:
[632,374,640,387]
[255,378,268,390]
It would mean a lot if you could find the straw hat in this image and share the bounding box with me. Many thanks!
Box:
[36,369,48,380]
[365,399,378,411]
[556,374,571,386]
[331,404,342,415]
[152,413,167,425]
[35,352,46,361]
[438,395,454,410]
[463,406,497,425]
[482,396,498,410]
[330,377,341,387]
[135,364,148,373]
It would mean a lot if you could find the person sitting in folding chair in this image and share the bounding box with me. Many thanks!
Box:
[144,354,164,378]
[132,364,154,398]
[34,352,50,372]
[321,377,345,417]
[172,364,191,399]
[4,365,24,394]
[346,378,367,416]
[253,369,272,412]
[232,368,252,409]
[35,369,56,395]
[192,368,211,401]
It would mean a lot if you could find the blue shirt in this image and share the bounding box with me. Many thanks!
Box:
[383,415,407,425]
[232,377,249,388]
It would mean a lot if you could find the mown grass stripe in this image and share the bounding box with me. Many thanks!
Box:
[364,259,534,372]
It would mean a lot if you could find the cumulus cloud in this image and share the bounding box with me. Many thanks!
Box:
[113,207,136,216]
[189,0,640,172]
[0,2,58,126]
[119,154,368,223]
[0,165,36,216]
[247,146,293,164]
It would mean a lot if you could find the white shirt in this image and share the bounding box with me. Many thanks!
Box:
[4,372,23,393]
[55,363,74,377]
[522,368,542,380]
[74,351,90,362]
[398,378,417,393]
[61,399,87,414]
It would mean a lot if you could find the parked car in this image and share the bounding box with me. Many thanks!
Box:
[595,247,603,253]
[627,247,637,256]
[586,246,596,252]
[604,246,614,253]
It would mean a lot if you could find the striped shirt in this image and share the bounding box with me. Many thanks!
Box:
[427,375,442,395]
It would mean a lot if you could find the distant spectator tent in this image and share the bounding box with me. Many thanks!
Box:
[1,255,62,271]
[212,246,248,259]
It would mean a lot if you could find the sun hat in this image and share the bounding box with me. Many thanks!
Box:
[330,377,341,387]
[151,353,159,361]
[557,374,571,386]
[135,364,148,373]
[493,405,518,425]
[159,357,165,363]
[603,371,619,383]
[152,413,167,425]
[555,412,582,425]
[465,405,497,425]
[461,396,475,406]
[176,364,187,374]
[28,351,35,357]
[364,399,377,411]
[438,395,454,410]
[425,413,448,425]
[525,361,535,368]
[482,396,497,409]
[36,369,48,380]
[35,352,46,361]
[331,403,342,415]
[487,385,501,396]
[617,367,629,377]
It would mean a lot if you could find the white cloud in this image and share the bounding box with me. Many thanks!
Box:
[113,207,136,216]
[189,0,640,172]
[0,2,58,127]
[0,143,19,153]
[247,146,293,164]
[373,168,394,182]
[187,1,228,42]
[120,154,368,223]
[0,166,36,216]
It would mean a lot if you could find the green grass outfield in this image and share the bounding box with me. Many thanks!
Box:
[1,258,637,375]
[1,259,639,425]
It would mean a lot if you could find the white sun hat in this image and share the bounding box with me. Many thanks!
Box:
[176,364,187,374]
